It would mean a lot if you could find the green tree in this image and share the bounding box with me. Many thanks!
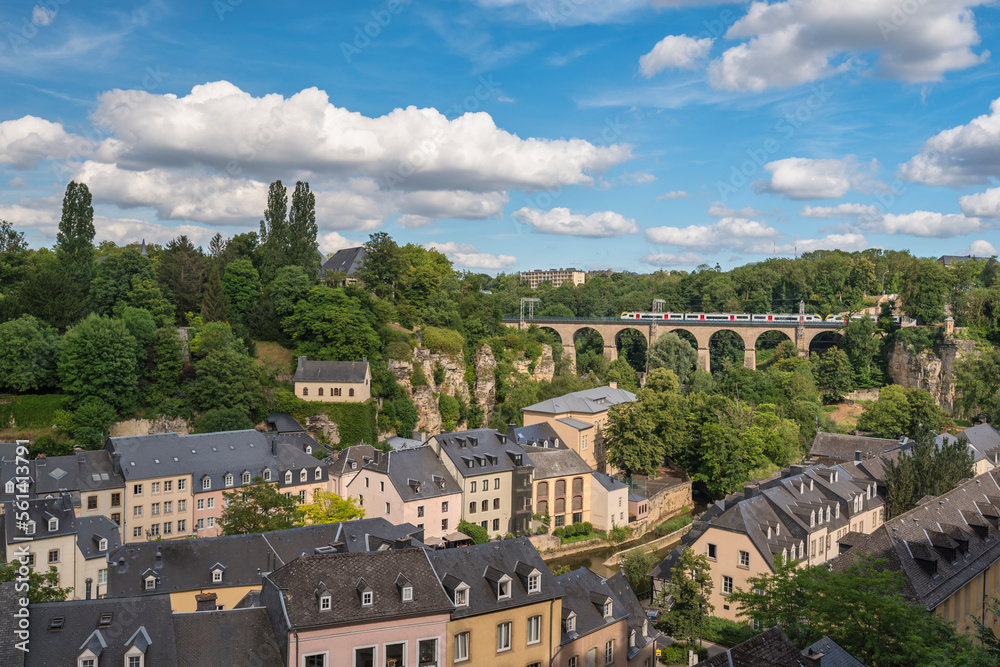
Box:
[439,394,461,431]
[151,327,184,399]
[840,316,884,387]
[59,314,139,413]
[814,347,852,402]
[885,427,974,517]
[192,408,254,433]
[189,347,264,420]
[0,562,72,602]
[857,385,941,438]
[955,347,1000,426]
[223,259,262,322]
[219,478,299,535]
[359,231,402,300]
[282,286,381,361]
[189,320,244,359]
[900,258,950,323]
[272,265,314,317]
[661,547,714,646]
[287,181,320,276]
[54,181,95,289]
[457,520,490,544]
[258,180,289,283]
[0,315,60,392]
[603,358,639,392]
[119,277,174,327]
[621,548,655,595]
[90,249,156,316]
[604,402,663,477]
[17,255,83,330]
[157,235,206,322]
[55,396,118,449]
[296,490,365,525]
[648,332,698,381]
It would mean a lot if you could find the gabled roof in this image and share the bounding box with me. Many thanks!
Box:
[431,428,533,478]
[264,548,452,629]
[606,571,661,659]
[173,608,282,667]
[832,469,1000,611]
[695,626,820,666]
[27,596,178,666]
[519,445,591,480]
[427,537,561,619]
[321,246,365,276]
[293,357,369,383]
[555,568,625,643]
[328,444,379,476]
[106,517,425,598]
[592,471,628,493]
[523,386,636,415]
[76,515,122,560]
[804,636,867,667]
[1,494,76,544]
[355,446,462,501]
[810,432,909,463]
[265,413,306,434]
[946,423,1000,464]
[510,422,563,448]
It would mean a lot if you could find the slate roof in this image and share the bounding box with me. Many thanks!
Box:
[293,357,370,383]
[0,582,25,667]
[804,636,867,667]
[265,412,306,433]
[26,596,178,667]
[106,518,424,598]
[593,471,628,493]
[265,548,452,629]
[941,423,1000,465]
[555,568,626,644]
[321,246,365,276]
[173,608,283,667]
[427,537,561,620]
[1,494,76,546]
[695,626,815,667]
[520,445,592,480]
[432,428,534,479]
[511,422,564,448]
[938,254,973,265]
[0,458,32,505]
[76,515,122,560]
[0,442,20,462]
[557,416,594,431]
[327,444,379,476]
[523,386,636,415]
[106,430,324,488]
[606,571,661,659]
[809,432,909,464]
[386,435,425,450]
[358,446,463,501]
[832,468,1000,611]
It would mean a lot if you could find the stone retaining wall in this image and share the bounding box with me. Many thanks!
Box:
[601,524,693,568]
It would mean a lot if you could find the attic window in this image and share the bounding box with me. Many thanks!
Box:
[144,576,156,591]
[498,578,511,600]
[212,569,223,583]
[98,538,108,552]
[527,573,540,593]
[4,480,13,494]
[314,467,322,481]
[454,584,469,607]
[241,472,250,485]
[263,469,272,482]
[305,445,313,455]
[319,594,331,611]
[362,591,373,606]
[225,473,234,487]
[48,616,64,630]
[285,471,293,484]
[604,600,613,618]
[48,518,59,532]
[564,612,576,633]
[202,477,211,490]
[300,470,308,483]
[402,585,413,602]
[99,612,113,627]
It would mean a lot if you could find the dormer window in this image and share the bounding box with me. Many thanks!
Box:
[305,445,313,455]
[48,518,58,532]
[212,568,224,583]
[564,611,577,633]
[241,471,250,485]
[202,477,211,490]
[528,573,540,593]
[263,469,271,482]
[300,469,307,483]
[314,467,322,481]
[320,594,331,611]
[498,578,511,600]
[284,471,292,484]
[604,600,613,618]
[144,576,156,590]
[362,591,373,606]
[4,480,13,494]
[402,585,413,601]
[98,538,108,552]
[454,584,469,607]
[358,577,374,607]
[225,473,234,487]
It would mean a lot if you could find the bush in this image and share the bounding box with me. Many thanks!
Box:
[29,435,72,458]
[553,527,566,538]
[422,327,465,357]
[659,643,707,665]
[387,340,412,361]
[439,394,461,431]
[0,394,67,429]
[582,521,593,534]
[655,513,692,537]
[411,363,428,387]
[458,520,489,544]
[433,363,446,386]
[703,617,757,647]
[193,408,254,434]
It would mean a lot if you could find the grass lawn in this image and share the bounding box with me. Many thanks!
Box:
[560,531,602,544]
[255,341,294,369]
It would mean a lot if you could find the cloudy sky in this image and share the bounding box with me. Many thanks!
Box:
[2,0,1000,271]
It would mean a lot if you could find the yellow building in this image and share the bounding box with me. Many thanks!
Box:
[521,268,586,289]
[650,463,884,620]
[514,433,593,529]
[293,356,371,403]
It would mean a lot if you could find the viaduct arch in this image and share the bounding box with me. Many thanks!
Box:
[503,318,844,372]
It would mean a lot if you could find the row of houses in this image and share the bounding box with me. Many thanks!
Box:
[1,529,660,667]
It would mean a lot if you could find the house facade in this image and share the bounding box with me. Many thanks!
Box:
[554,568,629,667]
[590,472,629,531]
[293,356,371,403]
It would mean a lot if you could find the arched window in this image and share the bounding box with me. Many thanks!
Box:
[318,387,324,396]
[284,471,292,484]
[263,469,271,482]
[314,467,322,480]
[555,498,565,514]
[300,469,307,482]
[241,471,250,485]
[302,387,308,396]
[572,477,583,494]
[349,388,355,397]
[224,473,233,487]
[537,500,548,515]
[537,481,548,498]
[555,480,566,496]
[572,495,582,511]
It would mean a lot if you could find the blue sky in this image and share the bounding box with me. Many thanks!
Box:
[2,0,1000,272]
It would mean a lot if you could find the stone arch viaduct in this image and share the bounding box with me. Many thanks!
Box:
[502,317,844,372]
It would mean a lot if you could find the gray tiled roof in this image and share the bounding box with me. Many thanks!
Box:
[556,416,594,430]
[696,626,811,666]
[832,469,1000,611]
[321,246,365,276]
[106,517,424,599]
[266,412,306,433]
[432,428,533,479]
[519,445,592,480]
[555,568,625,644]
[606,571,660,659]
[810,432,908,463]
[328,444,379,476]
[2,494,76,545]
[76,515,121,560]
[511,422,563,447]
[293,358,369,383]
[0,582,25,667]
[593,471,628,492]
[942,423,1000,464]
[106,430,324,488]
[361,446,463,501]
[523,386,636,415]
[173,608,283,667]
[264,548,452,629]
[26,596,178,667]
[427,537,561,620]
[804,637,867,667]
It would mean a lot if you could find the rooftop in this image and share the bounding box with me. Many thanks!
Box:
[431,428,533,478]
[519,445,592,480]
[523,386,636,415]
[809,432,909,464]
[173,607,283,667]
[355,446,463,501]
[320,246,365,276]
[293,356,369,384]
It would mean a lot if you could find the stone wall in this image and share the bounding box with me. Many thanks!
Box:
[886,334,978,412]
[627,480,693,537]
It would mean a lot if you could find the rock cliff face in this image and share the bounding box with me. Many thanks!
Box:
[886,335,978,412]
[474,345,497,423]
[109,416,191,437]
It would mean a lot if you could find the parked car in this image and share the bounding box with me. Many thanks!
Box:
[646,609,660,623]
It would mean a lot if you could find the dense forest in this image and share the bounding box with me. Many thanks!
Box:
[1,180,999,500]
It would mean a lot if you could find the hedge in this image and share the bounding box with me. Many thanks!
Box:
[422,327,465,357]
[0,394,67,429]
[702,616,757,647]
[268,389,377,446]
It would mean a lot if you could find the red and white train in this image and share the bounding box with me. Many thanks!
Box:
[619,312,903,324]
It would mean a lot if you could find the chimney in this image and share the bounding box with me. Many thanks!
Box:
[111,452,121,476]
[85,577,92,600]
[394,537,411,550]
[802,647,824,666]
[297,355,307,371]
[744,483,756,499]
[154,549,163,570]
[855,450,862,462]
[195,592,218,612]
[608,381,618,389]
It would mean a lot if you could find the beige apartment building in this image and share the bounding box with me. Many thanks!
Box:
[521,268,586,289]
[650,463,884,620]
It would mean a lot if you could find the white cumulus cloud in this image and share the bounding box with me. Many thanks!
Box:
[708,0,991,92]
[901,98,1000,187]
[513,207,639,237]
[640,252,705,267]
[963,239,998,257]
[318,232,358,254]
[708,202,762,218]
[875,211,983,237]
[424,241,517,270]
[645,217,779,248]
[640,35,714,76]
[656,190,692,200]
[760,156,879,200]
[960,186,1000,218]
[747,233,868,254]
[0,116,91,169]
[799,203,881,218]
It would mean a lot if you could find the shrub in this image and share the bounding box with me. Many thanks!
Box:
[553,527,566,538]
[703,617,757,647]
[193,408,254,434]
[457,520,490,544]
[582,521,593,534]
[433,362,446,386]
[411,363,428,387]
[655,514,692,536]
[422,327,465,357]
[387,341,412,361]
[439,394,461,431]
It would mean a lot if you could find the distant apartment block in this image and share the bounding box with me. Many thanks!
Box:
[521,268,586,289]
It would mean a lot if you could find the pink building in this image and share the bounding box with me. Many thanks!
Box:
[345,447,462,542]
[260,548,453,667]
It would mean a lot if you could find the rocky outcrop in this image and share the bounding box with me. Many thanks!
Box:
[886,334,979,412]
[109,416,191,437]
[474,344,497,422]
[514,344,555,381]
[305,413,341,445]
[388,347,470,435]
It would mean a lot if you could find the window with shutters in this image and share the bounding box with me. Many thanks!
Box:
[555,479,566,496]
[555,497,565,514]
[572,477,583,494]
